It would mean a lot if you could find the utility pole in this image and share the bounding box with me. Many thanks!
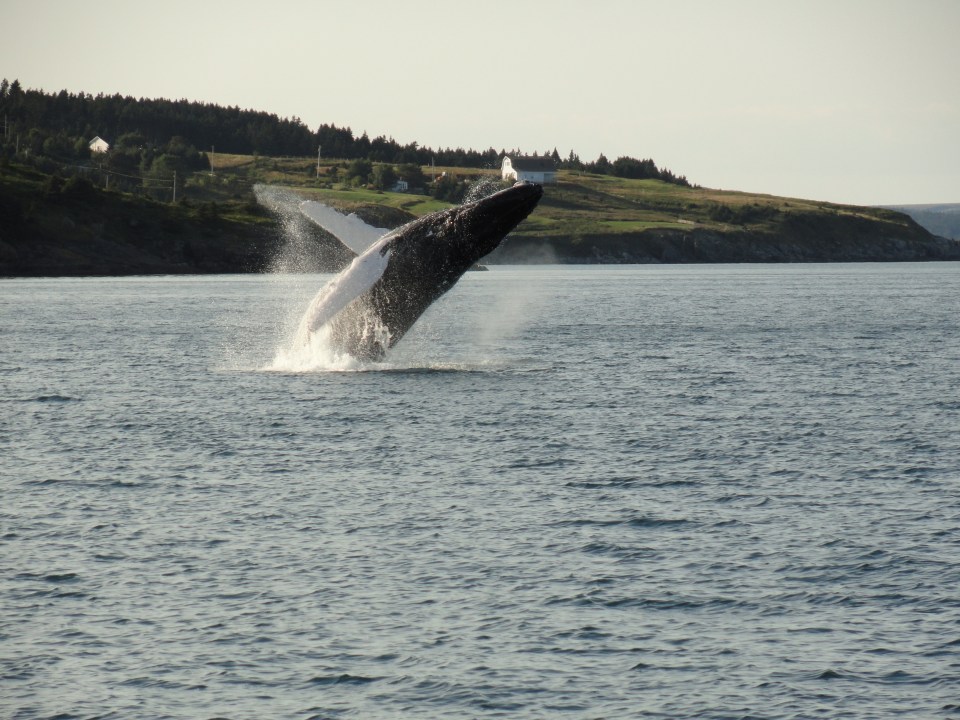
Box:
[172,170,177,203]
[316,145,321,178]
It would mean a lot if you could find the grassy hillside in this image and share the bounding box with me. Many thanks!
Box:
[202,153,925,240]
[210,156,953,264]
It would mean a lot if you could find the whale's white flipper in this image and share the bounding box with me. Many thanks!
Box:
[299,200,388,255]
[298,236,393,337]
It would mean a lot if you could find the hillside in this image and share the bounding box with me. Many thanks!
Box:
[2,154,959,277]
[0,162,348,276]
[495,175,960,264]
[282,161,960,264]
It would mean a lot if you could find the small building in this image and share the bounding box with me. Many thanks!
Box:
[89,136,110,154]
[392,179,409,192]
[501,155,557,184]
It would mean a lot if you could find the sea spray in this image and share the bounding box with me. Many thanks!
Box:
[267,323,368,372]
[463,176,510,204]
[253,184,352,275]
[472,272,548,354]
[254,183,337,346]
[462,178,550,355]
[270,296,395,373]
[249,186,383,372]
[215,185,350,372]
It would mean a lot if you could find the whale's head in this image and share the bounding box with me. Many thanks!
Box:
[383,180,543,283]
[455,181,544,258]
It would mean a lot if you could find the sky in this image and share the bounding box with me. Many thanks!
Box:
[3,0,958,205]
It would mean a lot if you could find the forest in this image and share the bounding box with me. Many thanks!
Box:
[0,79,690,186]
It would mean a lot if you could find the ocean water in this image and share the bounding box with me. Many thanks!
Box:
[2,263,959,719]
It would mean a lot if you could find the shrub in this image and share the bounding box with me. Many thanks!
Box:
[61,175,97,201]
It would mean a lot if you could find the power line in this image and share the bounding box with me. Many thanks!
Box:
[44,153,174,184]
[8,151,178,203]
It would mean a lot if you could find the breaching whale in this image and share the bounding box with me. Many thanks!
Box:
[295,181,543,361]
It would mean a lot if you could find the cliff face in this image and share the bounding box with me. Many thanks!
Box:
[1,207,274,276]
[492,211,960,264]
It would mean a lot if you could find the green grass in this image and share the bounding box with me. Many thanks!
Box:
[600,220,697,231]
[296,187,453,217]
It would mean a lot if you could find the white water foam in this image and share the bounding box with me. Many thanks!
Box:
[266,321,501,374]
[266,323,369,372]
[243,185,366,373]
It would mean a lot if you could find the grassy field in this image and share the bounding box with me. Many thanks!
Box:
[297,186,451,217]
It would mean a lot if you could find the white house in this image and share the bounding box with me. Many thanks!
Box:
[89,136,110,154]
[501,155,557,184]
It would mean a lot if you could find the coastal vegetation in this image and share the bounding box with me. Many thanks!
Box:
[0,79,687,185]
[2,78,958,275]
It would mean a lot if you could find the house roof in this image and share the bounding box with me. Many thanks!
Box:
[507,155,557,172]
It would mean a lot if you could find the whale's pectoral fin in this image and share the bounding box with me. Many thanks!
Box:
[300,244,393,335]
[299,201,389,255]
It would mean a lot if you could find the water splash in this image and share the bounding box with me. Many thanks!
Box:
[473,278,545,352]
[266,318,498,374]
[266,323,369,372]
[214,186,336,373]
[254,184,324,274]
[463,177,509,204]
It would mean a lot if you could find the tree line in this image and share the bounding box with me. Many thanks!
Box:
[0,79,689,186]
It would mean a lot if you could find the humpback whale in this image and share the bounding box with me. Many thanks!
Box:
[296,181,543,361]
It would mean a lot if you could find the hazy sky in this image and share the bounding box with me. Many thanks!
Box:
[3,0,958,205]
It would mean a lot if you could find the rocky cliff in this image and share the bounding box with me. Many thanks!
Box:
[492,210,960,264]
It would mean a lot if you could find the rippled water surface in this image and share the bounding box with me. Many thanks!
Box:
[2,264,960,719]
